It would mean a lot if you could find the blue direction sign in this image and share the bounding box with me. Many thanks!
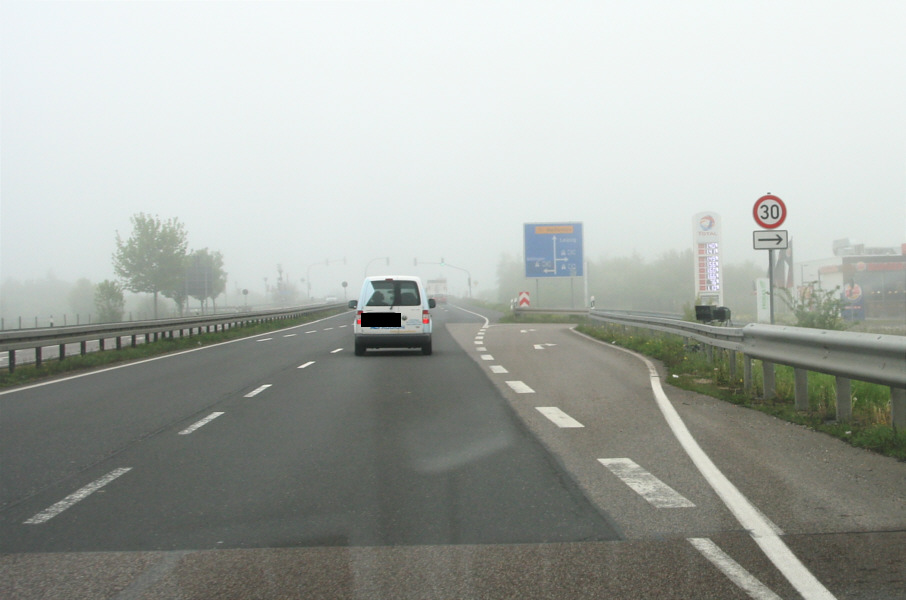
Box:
[524,222,584,278]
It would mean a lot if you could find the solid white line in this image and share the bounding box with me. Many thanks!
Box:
[244,384,272,398]
[506,380,535,394]
[480,354,494,360]
[599,458,695,508]
[298,361,315,369]
[178,412,225,435]
[24,468,132,524]
[574,330,836,599]
[330,348,343,354]
[688,538,782,600]
[536,406,584,428]
[489,365,508,373]
[448,305,490,329]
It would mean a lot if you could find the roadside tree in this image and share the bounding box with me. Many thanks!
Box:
[113,213,188,318]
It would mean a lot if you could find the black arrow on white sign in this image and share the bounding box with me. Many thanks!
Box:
[752,229,789,250]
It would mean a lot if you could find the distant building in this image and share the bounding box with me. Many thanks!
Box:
[815,241,906,321]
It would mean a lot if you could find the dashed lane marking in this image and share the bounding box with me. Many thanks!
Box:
[244,384,272,398]
[505,380,535,394]
[178,412,225,435]
[24,468,132,524]
[536,406,584,428]
[689,538,783,600]
[598,458,695,508]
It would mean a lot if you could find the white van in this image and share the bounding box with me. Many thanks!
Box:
[348,275,436,355]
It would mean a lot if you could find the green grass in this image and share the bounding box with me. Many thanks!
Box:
[576,322,906,460]
[0,309,346,389]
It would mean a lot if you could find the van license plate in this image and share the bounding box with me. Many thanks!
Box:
[362,312,402,327]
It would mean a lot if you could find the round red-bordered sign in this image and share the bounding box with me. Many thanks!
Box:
[753,194,787,229]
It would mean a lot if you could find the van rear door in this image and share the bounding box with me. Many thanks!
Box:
[359,279,425,334]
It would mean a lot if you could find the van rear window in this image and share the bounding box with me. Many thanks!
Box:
[365,280,421,306]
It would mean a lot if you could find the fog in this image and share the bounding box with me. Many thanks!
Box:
[2,1,904,308]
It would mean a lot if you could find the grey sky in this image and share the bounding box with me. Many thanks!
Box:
[2,1,904,299]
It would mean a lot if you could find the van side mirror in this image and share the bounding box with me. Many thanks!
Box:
[347,300,358,309]
[428,299,436,309]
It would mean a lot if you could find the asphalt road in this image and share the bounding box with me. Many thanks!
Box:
[1,303,904,599]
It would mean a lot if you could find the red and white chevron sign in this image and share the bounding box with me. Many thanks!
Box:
[517,291,530,307]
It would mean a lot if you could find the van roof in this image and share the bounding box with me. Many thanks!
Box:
[365,275,422,282]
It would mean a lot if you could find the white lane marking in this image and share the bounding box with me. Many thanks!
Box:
[476,347,487,351]
[323,327,334,331]
[688,538,783,600]
[283,334,297,337]
[256,338,273,342]
[598,458,695,508]
[575,330,835,599]
[480,354,494,361]
[489,365,508,374]
[330,348,343,354]
[536,406,584,428]
[448,305,490,329]
[533,344,545,350]
[474,340,483,345]
[179,412,225,435]
[24,468,132,524]
[305,330,316,334]
[339,325,348,328]
[298,361,315,369]
[506,380,535,394]
[244,384,272,398]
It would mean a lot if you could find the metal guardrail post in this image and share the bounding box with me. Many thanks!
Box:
[893,388,906,429]
[744,356,753,395]
[835,377,852,422]
[794,368,809,411]
[762,361,775,399]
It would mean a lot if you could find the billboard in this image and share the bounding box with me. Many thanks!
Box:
[693,212,723,305]
[524,222,584,278]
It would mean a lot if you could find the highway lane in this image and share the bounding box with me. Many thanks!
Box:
[2,303,904,598]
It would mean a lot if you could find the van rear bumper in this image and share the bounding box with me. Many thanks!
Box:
[355,332,431,349]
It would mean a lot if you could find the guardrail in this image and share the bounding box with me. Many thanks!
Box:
[516,307,906,427]
[0,303,347,372]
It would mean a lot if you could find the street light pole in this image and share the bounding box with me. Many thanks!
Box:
[364,256,390,278]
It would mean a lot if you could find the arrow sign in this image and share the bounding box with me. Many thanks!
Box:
[753,229,789,250]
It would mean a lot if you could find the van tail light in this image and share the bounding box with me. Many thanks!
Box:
[356,310,362,325]
[422,310,430,324]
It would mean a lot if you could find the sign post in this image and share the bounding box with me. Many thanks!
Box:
[752,194,788,323]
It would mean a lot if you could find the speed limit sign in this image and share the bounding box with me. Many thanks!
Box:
[753,194,787,229]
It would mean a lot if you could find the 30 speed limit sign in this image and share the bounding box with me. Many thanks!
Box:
[753,194,787,229]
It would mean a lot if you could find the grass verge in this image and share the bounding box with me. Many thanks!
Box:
[0,309,346,389]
